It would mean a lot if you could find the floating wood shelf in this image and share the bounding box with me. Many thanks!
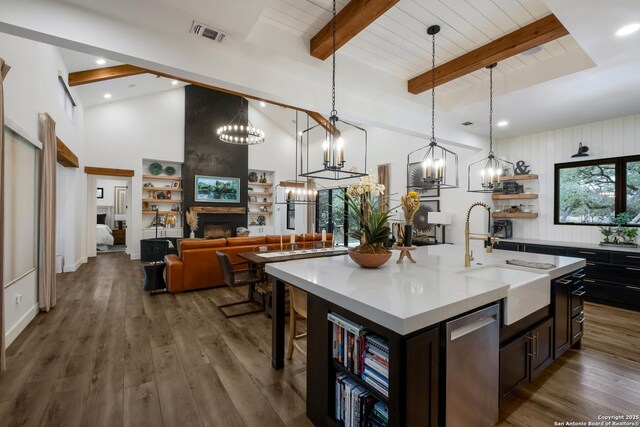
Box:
[248,202,272,206]
[248,191,273,196]
[500,174,538,181]
[142,199,180,203]
[191,207,246,215]
[493,212,538,218]
[492,194,538,200]
[248,182,273,187]
[142,174,182,180]
[248,212,272,215]
[142,210,181,215]
[144,187,182,192]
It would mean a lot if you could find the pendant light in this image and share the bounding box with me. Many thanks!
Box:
[216,98,265,145]
[407,25,459,191]
[276,111,318,205]
[299,0,368,181]
[467,63,514,193]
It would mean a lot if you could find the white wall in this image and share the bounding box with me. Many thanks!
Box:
[496,114,640,245]
[96,177,128,207]
[84,88,185,258]
[2,33,86,347]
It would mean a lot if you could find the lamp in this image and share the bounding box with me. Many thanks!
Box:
[298,0,368,181]
[428,211,451,244]
[216,98,265,145]
[468,63,514,193]
[407,25,459,191]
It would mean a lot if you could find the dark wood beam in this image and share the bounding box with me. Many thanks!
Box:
[68,64,147,87]
[56,137,79,168]
[304,110,340,137]
[84,166,134,177]
[310,0,399,60]
[408,14,569,94]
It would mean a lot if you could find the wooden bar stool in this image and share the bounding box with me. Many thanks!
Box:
[287,285,307,359]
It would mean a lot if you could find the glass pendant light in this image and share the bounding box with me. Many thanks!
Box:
[299,0,368,180]
[276,112,318,205]
[407,25,459,191]
[216,98,265,145]
[467,63,514,193]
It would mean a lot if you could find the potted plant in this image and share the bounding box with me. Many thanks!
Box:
[599,226,614,244]
[186,209,199,239]
[344,175,393,268]
[623,227,638,245]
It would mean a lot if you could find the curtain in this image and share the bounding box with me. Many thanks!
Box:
[377,163,390,212]
[38,113,56,312]
[0,58,10,371]
[306,178,317,233]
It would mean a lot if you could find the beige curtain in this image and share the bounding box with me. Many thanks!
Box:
[0,58,10,371]
[38,113,56,312]
[378,163,390,212]
[306,178,317,233]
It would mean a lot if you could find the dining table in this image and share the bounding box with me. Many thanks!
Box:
[237,246,349,370]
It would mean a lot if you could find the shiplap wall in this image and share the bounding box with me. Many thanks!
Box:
[495,114,640,244]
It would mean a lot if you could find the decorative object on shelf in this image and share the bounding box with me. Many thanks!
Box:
[250,196,257,202]
[248,171,258,182]
[514,160,531,175]
[407,25,459,191]
[298,0,368,181]
[467,63,515,193]
[216,98,265,145]
[96,187,104,199]
[186,208,198,239]
[401,192,420,247]
[194,175,240,203]
[164,166,176,176]
[150,204,158,211]
[259,173,267,183]
[171,181,180,189]
[143,181,153,188]
[142,201,150,210]
[263,197,268,202]
[165,213,177,228]
[571,142,589,158]
[344,175,393,268]
[156,191,166,200]
[236,227,250,237]
[502,181,524,194]
[149,214,165,228]
[257,215,267,226]
[149,162,163,175]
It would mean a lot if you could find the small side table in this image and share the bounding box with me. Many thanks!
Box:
[141,261,166,292]
[392,245,417,264]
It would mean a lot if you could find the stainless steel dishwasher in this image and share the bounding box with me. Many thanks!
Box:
[445,303,499,427]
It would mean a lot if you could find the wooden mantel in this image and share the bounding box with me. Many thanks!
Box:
[191,207,246,215]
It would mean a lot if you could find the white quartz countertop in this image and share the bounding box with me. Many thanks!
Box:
[265,244,585,335]
[500,237,640,253]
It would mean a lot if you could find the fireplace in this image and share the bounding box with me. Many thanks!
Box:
[204,223,232,239]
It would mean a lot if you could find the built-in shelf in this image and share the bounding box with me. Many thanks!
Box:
[248,191,273,196]
[143,210,181,215]
[142,174,182,181]
[493,212,538,218]
[492,194,538,200]
[332,361,388,404]
[500,174,538,181]
[248,201,271,205]
[144,187,182,192]
[143,199,181,203]
[249,182,273,187]
[248,212,272,215]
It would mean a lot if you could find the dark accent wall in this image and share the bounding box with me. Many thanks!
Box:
[184,85,248,237]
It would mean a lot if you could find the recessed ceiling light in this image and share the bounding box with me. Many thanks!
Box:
[497,120,509,127]
[260,101,266,107]
[103,93,112,99]
[298,131,303,136]
[128,84,136,88]
[521,46,542,56]
[96,58,106,65]
[171,80,178,85]
[615,23,640,37]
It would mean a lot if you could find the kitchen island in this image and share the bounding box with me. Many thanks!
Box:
[266,244,586,426]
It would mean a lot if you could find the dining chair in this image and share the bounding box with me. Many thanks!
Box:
[215,251,264,318]
[287,285,308,359]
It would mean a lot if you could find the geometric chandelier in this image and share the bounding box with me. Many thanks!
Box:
[467,63,514,193]
[407,24,459,192]
[216,98,265,145]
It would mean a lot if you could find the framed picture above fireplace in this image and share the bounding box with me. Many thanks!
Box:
[195,175,240,203]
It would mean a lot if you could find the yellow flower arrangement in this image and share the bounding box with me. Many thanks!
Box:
[401,191,420,225]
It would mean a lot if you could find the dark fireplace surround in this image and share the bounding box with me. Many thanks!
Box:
[183,85,249,238]
[203,222,232,239]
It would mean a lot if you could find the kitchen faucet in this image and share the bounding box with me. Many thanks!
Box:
[465,202,499,267]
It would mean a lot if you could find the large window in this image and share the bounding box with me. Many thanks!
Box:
[555,155,640,225]
[316,188,360,246]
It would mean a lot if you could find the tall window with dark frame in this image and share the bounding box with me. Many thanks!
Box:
[315,188,361,246]
[555,155,640,225]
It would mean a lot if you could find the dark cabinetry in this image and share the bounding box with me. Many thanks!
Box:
[500,318,553,400]
[553,271,584,358]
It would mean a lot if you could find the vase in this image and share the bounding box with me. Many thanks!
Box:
[348,249,392,268]
[403,224,413,247]
[190,231,195,239]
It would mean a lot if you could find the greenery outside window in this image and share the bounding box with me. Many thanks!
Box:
[555,155,640,226]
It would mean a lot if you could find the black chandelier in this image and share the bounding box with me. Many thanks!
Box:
[467,63,514,193]
[299,0,368,181]
[407,25,459,191]
[216,98,265,145]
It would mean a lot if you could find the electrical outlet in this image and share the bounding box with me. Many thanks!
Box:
[15,294,23,305]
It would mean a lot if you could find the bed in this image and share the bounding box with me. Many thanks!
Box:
[96,224,114,246]
[97,206,115,250]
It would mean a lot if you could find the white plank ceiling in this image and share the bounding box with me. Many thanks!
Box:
[261,0,580,95]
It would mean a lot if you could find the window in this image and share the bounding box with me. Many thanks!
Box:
[57,76,76,121]
[555,155,640,226]
[316,188,360,246]
[286,191,295,230]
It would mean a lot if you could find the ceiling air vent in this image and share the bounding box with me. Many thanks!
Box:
[190,21,226,43]
[461,121,474,126]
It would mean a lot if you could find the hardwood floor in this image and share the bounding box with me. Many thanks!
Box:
[0,253,638,426]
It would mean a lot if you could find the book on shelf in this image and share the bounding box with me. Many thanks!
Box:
[335,373,377,427]
[361,372,389,398]
[329,312,366,375]
[370,402,389,426]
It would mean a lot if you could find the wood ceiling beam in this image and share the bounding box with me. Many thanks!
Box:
[68,64,147,87]
[56,137,79,168]
[310,0,399,60]
[408,14,569,95]
[84,166,135,177]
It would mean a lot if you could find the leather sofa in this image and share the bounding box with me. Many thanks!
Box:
[164,234,333,293]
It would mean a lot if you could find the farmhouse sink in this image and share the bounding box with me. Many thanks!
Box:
[458,264,551,325]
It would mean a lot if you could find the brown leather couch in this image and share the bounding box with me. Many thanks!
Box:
[164,234,333,293]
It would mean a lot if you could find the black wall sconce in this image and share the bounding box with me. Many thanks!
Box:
[571,142,589,158]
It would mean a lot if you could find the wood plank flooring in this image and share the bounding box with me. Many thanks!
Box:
[0,253,638,426]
